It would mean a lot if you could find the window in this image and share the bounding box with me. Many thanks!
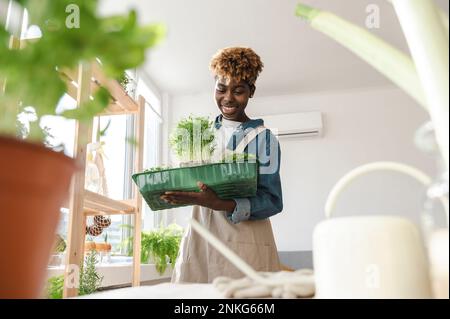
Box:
[47,97,136,260]
[114,74,165,255]
[90,114,130,255]
[40,94,77,157]
[135,76,164,231]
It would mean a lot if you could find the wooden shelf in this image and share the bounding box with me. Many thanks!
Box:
[91,62,139,114]
[83,190,136,215]
[63,61,146,298]
[59,61,139,116]
[84,208,135,217]
[62,191,137,214]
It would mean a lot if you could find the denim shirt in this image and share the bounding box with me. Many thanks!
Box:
[214,115,283,224]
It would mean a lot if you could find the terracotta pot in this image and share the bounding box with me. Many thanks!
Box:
[0,136,76,298]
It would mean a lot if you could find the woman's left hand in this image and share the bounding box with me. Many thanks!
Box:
[160,181,222,210]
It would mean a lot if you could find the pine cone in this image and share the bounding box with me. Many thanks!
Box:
[87,224,103,237]
[94,215,111,228]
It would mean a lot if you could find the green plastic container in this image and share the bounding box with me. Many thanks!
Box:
[132,162,258,211]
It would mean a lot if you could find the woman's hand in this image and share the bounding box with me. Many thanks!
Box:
[160,181,236,212]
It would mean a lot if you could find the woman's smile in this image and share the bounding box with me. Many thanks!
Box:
[221,105,238,115]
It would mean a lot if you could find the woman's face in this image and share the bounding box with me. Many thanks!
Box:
[214,77,254,121]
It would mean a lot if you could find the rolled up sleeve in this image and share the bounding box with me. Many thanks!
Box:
[227,198,252,224]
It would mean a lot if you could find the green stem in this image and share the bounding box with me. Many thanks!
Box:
[295,3,427,110]
[296,4,320,20]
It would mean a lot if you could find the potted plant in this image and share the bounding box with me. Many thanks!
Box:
[123,224,183,275]
[140,224,183,275]
[0,0,164,298]
[46,250,103,299]
[132,116,259,211]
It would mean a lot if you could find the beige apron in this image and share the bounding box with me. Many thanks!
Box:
[171,126,281,283]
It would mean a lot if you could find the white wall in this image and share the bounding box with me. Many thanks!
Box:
[164,86,436,251]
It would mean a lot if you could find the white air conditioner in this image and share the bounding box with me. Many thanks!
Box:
[260,111,323,138]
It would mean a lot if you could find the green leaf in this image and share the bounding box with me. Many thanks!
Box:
[79,250,103,296]
[2,0,165,144]
[169,116,216,162]
[126,136,138,147]
[98,118,111,137]
[61,87,110,121]
[46,275,64,299]
[295,4,320,20]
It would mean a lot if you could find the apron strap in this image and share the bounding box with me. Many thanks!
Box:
[234,126,267,154]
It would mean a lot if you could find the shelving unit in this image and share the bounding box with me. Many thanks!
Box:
[61,61,145,298]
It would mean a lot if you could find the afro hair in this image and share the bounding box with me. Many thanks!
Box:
[209,47,264,86]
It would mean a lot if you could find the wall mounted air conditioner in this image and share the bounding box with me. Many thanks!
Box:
[261,111,323,138]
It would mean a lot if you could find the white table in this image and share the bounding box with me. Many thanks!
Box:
[78,283,225,299]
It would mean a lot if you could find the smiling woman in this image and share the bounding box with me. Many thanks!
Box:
[210,47,263,122]
[169,47,284,284]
